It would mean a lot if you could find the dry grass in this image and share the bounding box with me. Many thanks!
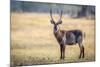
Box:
[11,12,95,66]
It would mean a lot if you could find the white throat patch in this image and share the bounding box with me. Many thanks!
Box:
[54,26,59,33]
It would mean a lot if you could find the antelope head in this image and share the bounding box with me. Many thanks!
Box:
[50,9,62,33]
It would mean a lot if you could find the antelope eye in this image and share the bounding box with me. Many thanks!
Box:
[57,20,62,24]
[50,20,55,24]
[59,20,62,23]
[50,20,53,22]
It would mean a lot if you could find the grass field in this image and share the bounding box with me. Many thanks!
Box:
[11,12,95,66]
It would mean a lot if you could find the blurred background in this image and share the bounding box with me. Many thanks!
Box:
[11,0,95,18]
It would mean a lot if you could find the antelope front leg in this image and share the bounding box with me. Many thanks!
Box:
[60,45,63,59]
[62,45,65,59]
[60,45,65,60]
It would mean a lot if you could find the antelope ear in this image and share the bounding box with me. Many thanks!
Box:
[57,20,62,25]
[50,20,55,24]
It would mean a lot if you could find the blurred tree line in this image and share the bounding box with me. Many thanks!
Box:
[11,0,95,19]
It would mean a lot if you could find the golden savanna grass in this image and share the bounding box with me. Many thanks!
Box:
[11,12,95,66]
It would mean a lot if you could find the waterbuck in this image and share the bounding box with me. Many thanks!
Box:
[50,9,85,59]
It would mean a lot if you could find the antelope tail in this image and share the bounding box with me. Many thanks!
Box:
[83,32,85,39]
[83,32,85,44]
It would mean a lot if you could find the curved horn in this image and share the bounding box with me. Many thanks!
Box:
[57,10,62,24]
[50,9,54,21]
[58,10,62,21]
